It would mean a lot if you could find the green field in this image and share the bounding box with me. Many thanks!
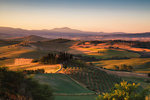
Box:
[82,49,140,60]
[19,50,50,59]
[55,95,97,100]
[33,73,96,100]
[93,58,150,73]
[33,73,95,94]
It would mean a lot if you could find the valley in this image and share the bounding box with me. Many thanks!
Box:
[0,37,150,100]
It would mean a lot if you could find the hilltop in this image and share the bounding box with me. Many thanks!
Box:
[9,35,50,42]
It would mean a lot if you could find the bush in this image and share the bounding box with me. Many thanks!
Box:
[96,81,150,100]
[113,64,133,71]
[113,65,119,70]
[32,59,39,63]
[148,73,150,77]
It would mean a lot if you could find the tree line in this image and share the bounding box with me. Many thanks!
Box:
[113,64,133,71]
[39,52,73,65]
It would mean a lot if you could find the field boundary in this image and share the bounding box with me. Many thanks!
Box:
[53,93,96,96]
[64,74,94,92]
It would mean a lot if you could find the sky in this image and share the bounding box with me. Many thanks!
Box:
[0,0,150,33]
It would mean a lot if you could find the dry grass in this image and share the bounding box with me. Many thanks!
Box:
[71,45,140,59]
[93,58,150,68]
[8,63,61,73]
[93,58,150,73]
[25,64,61,73]
[6,58,62,73]
[0,45,33,58]
[72,41,150,53]
[134,71,150,73]
[14,58,33,65]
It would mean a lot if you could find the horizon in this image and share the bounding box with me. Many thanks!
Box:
[0,26,150,33]
[0,0,150,33]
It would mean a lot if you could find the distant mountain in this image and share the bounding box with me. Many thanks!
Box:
[50,27,83,33]
[0,27,29,35]
[9,35,50,42]
[0,26,102,39]
[110,32,150,38]
[0,26,150,41]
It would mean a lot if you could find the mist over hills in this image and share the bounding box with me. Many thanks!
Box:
[9,35,50,42]
[0,26,150,41]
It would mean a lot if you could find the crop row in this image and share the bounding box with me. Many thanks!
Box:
[63,67,122,93]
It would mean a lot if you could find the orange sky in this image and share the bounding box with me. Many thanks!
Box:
[0,0,150,33]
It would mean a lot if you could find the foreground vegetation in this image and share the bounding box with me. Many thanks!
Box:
[96,81,150,100]
[0,67,53,100]
[55,95,97,100]
[33,73,94,94]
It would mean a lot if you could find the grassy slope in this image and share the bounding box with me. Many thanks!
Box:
[33,73,94,94]
[55,95,97,100]
[8,63,61,73]
[32,39,75,52]
[0,39,75,66]
[93,58,150,72]
[19,50,50,59]
[0,40,20,47]
[33,73,96,100]
[0,45,33,65]
[95,49,140,59]
[76,48,140,59]
[0,45,52,66]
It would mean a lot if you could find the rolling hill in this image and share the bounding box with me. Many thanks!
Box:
[1,26,150,41]
[9,35,50,42]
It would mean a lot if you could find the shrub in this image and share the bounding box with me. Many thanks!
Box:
[148,73,150,77]
[113,65,119,70]
[96,81,150,100]
[113,64,133,71]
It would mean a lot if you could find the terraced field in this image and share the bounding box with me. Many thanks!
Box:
[62,67,122,93]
